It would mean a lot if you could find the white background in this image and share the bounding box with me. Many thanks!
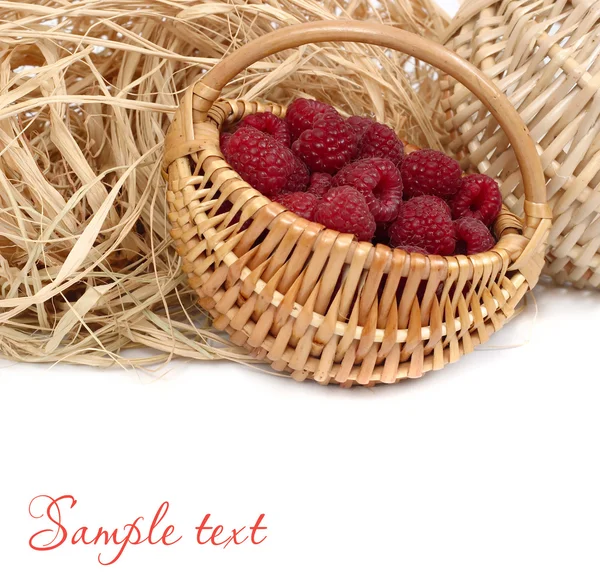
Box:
[3,1,600,584]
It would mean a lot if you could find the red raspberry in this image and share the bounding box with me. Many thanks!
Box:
[285,98,338,141]
[240,111,291,147]
[389,195,456,255]
[315,186,376,241]
[307,172,332,198]
[225,126,295,197]
[220,132,232,155]
[276,191,318,221]
[454,217,496,255]
[451,174,502,226]
[332,158,403,223]
[292,113,358,174]
[284,156,310,192]
[356,122,404,166]
[347,115,375,140]
[401,149,462,200]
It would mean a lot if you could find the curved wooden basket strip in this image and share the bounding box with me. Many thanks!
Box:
[443,0,600,289]
[163,21,550,386]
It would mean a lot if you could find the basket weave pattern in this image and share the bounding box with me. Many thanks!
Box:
[163,21,550,385]
[443,0,600,289]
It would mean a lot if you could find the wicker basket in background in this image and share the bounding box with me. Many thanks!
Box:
[443,0,600,289]
[163,21,550,386]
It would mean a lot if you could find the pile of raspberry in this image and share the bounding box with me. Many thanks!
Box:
[221,99,502,255]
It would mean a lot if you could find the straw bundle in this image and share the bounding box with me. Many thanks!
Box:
[0,0,447,367]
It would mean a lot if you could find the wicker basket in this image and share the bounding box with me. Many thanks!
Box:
[163,20,550,386]
[443,0,600,289]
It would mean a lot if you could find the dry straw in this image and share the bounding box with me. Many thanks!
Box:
[0,0,448,367]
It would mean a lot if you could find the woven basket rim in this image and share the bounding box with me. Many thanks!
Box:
[163,21,551,278]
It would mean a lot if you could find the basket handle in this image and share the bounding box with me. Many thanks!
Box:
[191,20,547,213]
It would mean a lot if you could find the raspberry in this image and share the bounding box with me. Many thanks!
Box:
[401,149,462,200]
[451,174,502,226]
[454,217,495,255]
[240,111,291,147]
[292,113,358,174]
[225,126,295,197]
[220,132,232,155]
[307,172,332,198]
[284,156,310,192]
[332,157,403,223]
[285,98,338,141]
[356,122,404,166]
[347,115,375,140]
[389,195,456,255]
[314,186,376,241]
[277,191,318,221]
